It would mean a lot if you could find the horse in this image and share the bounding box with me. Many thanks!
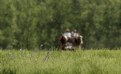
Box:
[59,35,73,50]
[58,34,83,50]
[72,35,83,49]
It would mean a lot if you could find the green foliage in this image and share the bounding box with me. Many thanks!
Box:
[0,0,121,49]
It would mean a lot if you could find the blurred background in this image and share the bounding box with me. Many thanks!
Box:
[0,0,121,49]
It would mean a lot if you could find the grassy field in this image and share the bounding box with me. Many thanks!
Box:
[0,49,121,74]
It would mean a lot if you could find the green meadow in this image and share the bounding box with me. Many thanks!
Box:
[0,49,121,74]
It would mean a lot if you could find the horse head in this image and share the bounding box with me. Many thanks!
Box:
[59,35,66,44]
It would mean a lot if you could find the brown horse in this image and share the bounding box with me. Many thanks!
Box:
[59,35,73,50]
[72,36,83,49]
[59,35,83,50]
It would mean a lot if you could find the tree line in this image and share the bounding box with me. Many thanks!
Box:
[0,0,121,49]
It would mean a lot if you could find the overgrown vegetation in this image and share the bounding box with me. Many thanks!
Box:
[0,0,121,49]
[0,49,121,74]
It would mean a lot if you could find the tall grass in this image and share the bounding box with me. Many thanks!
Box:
[0,49,121,74]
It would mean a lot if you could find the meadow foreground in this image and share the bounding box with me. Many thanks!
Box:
[0,49,121,74]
